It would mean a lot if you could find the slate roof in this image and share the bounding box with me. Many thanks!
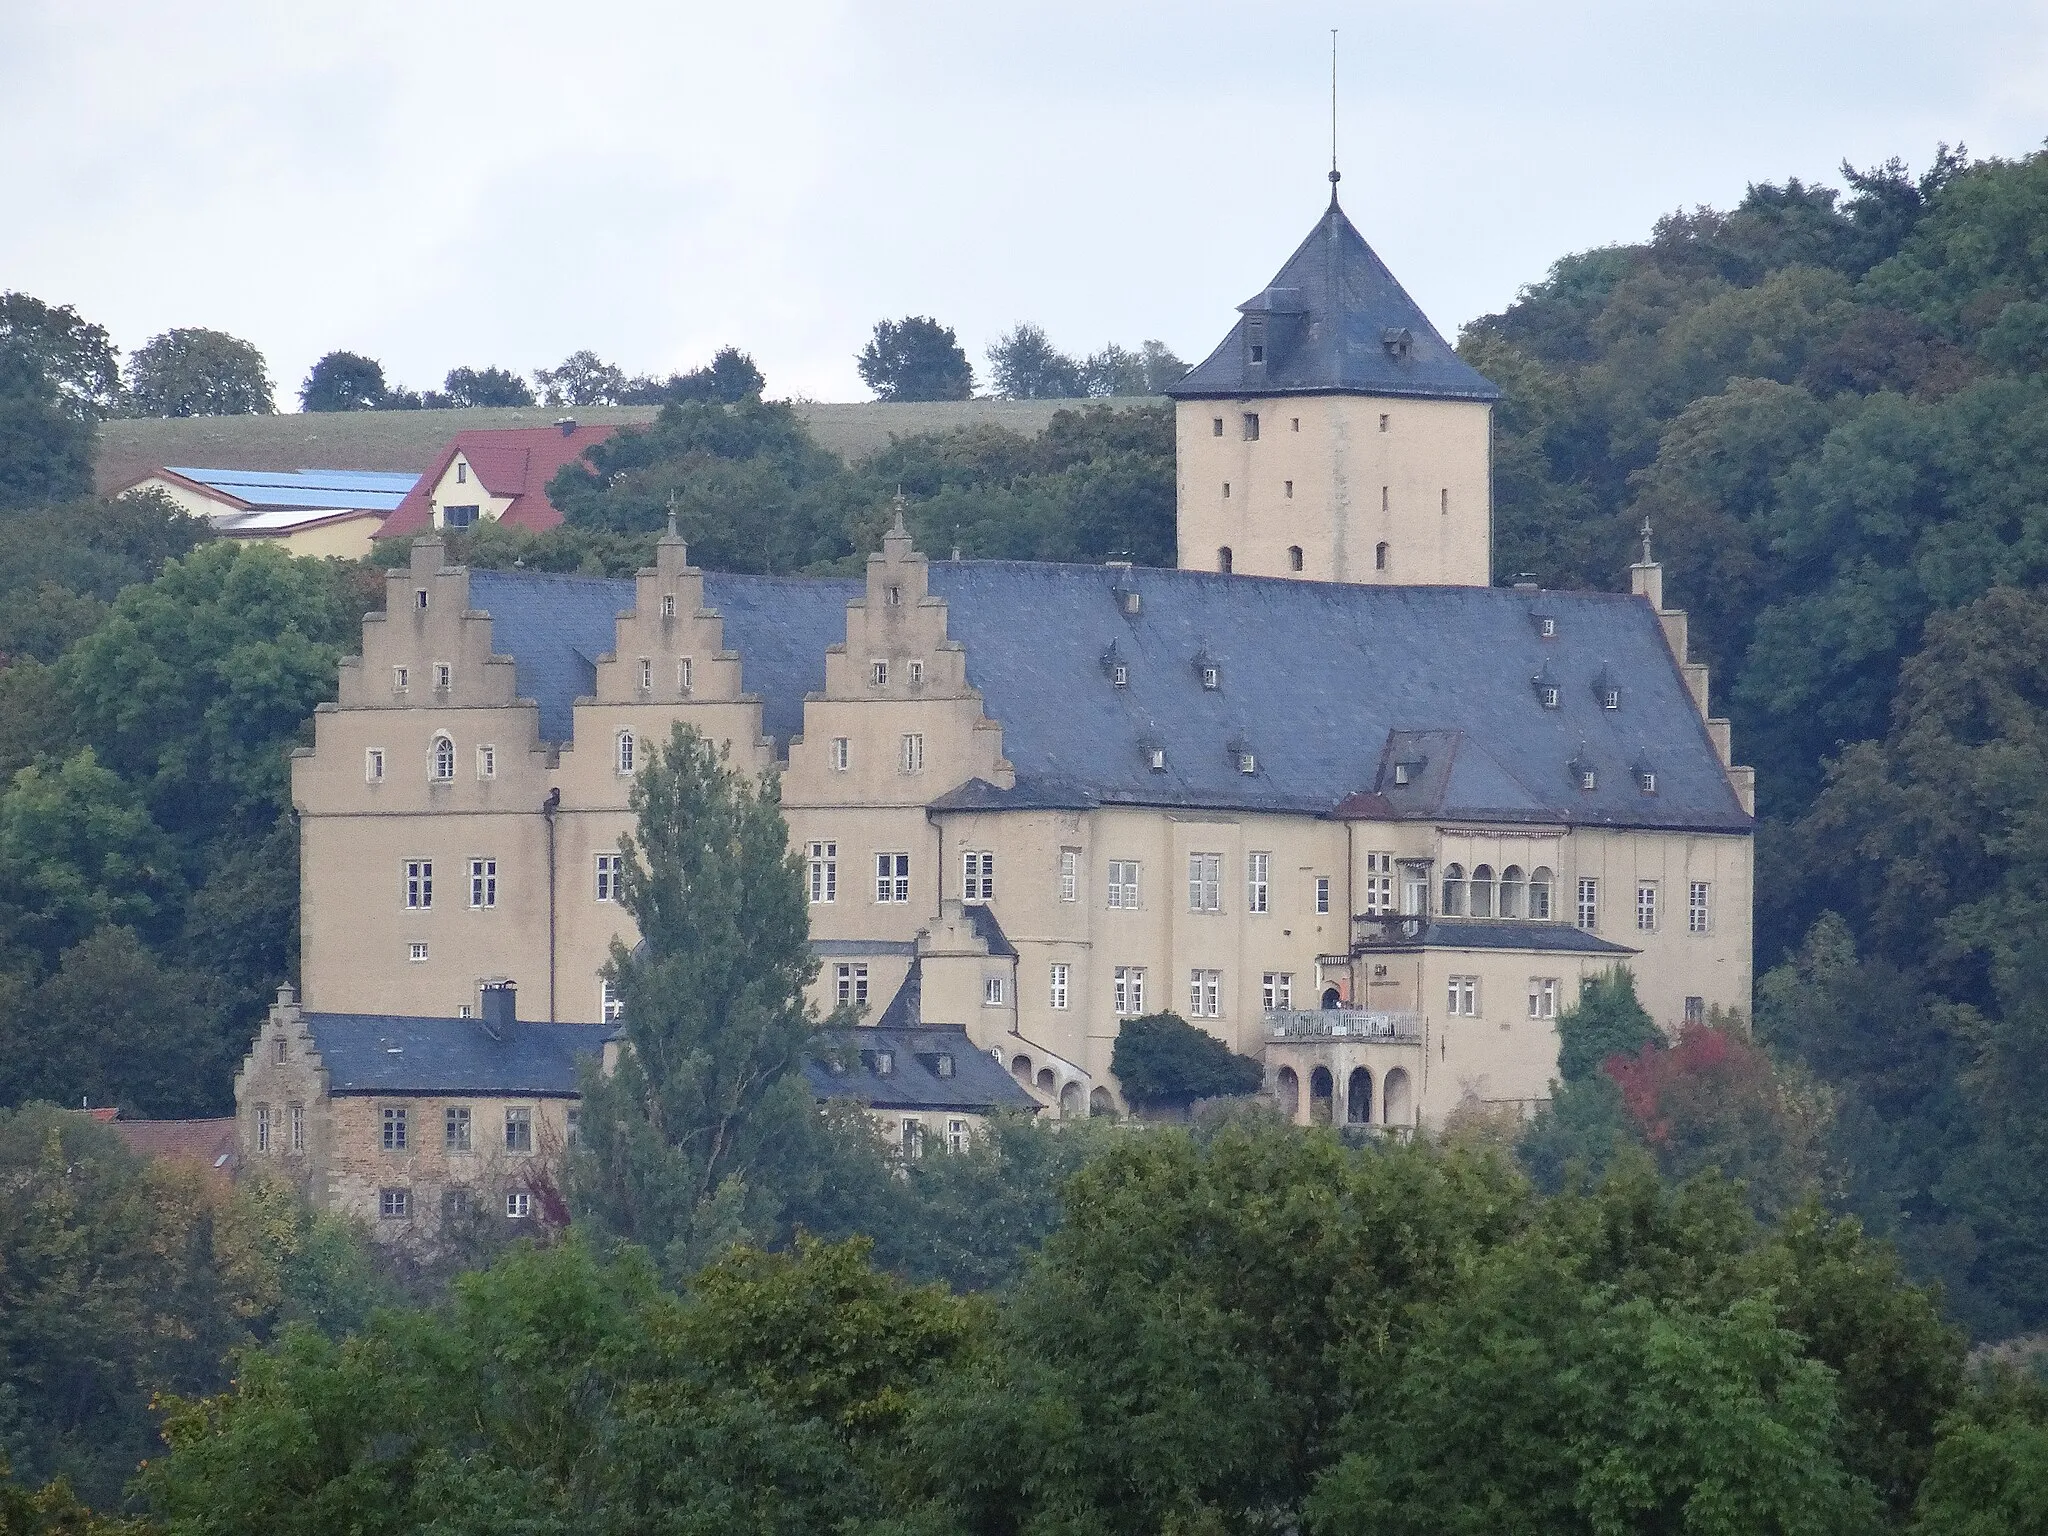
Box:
[304,1012,610,1096]
[379,425,618,538]
[1367,920,1638,955]
[449,562,1748,835]
[1167,193,1499,403]
[804,1024,1041,1114]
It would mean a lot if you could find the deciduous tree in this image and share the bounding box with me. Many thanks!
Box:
[124,329,273,417]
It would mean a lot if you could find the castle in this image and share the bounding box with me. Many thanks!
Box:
[285,188,1754,1132]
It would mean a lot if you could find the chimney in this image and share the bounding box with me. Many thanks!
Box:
[555,416,577,437]
[479,979,517,1039]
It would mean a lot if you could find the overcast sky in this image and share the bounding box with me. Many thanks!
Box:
[6,1,2045,405]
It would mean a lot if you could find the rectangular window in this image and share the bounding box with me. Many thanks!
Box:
[984,975,1005,1006]
[900,733,924,773]
[679,656,694,693]
[434,662,451,690]
[1188,853,1222,913]
[408,941,429,962]
[445,1106,472,1151]
[1247,852,1270,914]
[1316,875,1332,915]
[1284,480,1294,498]
[381,1106,408,1151]
[962,850,994,902]
[901,1119,922,1159]
[379,1188,410,1220]
[1363,851,1394,914]
[1577,877,1599,932]
[1688,881,1711,934]
[875,853,911,903]
[1108,859,1140,909]
[504,1107,532,1153]
[255,1105,270,1152]
[393,665,408,693]
[1113,966,1146,1016]
[1448,976,1479,1017]
[831,737,849,771]
[289,1103,304,1152]
[869,659,888,687]
[1685,995,1706,1026]
[1262,972,1293,1011]
[808,842,837,904]
[1049,963,1069,1010]
[660,592,676,618]
[595,853,623,903]
[1212,416,1224,436]
[1637,882,1659,933]
[469,858,497,909]
[947,1118,970,1154]
[566,1108,580,1146]
[1242,412,1260,441]
[600,977,624,1022]
[1403,866,1429,916]
[477,744,495,779]
[506,1191,532,1219]
[908,659,923,685]
[1187,970,1221,1017]
[836,963,869,1008]
[1378,413,1390,432]
[1059,847,1080,902]
[404,859,433,909]
[366,748,385,782]
[1528,977,1559,1020]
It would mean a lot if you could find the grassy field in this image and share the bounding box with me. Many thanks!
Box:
[93,398,1160,493]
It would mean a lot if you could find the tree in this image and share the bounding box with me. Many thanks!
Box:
[1081,338,1187,395]
[533,349,625,408]
[1555,966,1660,1082]
[297,351,385,412]
[621,346,766,406]
[124,329,273,417]
[0,349,94,510]
[1110,1010,1264,1112]
[436,365,534,408]
[570,724,828,1275]
[856,316,973,402]
[0,292,121,419]
[988,323,1084,399]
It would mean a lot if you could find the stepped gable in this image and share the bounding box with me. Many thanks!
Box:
[1167,192,1500,403]
[454,562,1749,834]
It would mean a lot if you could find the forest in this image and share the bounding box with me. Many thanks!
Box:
[1,142,2047,1527]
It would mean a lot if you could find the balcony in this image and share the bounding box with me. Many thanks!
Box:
[1265,1009,1422,1043]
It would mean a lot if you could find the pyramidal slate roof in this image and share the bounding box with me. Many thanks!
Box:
[1167,192,1499,403]
[455,561,1749,835]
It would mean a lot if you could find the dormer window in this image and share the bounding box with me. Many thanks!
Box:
[1382,327,1414,361]
[1247,318,1267,365]
[1579,767,1597,791]
[937,1052,955,1078]
[1532,614,1557,639]
[1392,763,1410,786]
[874,1050,895,1077]
[1238,752,1257,775]
[1201,666,1220,690]
[869,659,888,687]
[1638,769,1658,794]
[1112,663,1129,688]
[1540,686,1560,709]
[1149,746,1167,772]
[1250,343,1264,362]
[1120,588,1141,615]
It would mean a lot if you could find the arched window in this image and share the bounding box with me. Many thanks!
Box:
[1529,867,1554,920]
[1470,864,1495,918]
[1089,1086,1115,1117]
[1276,1066,1300,1119]
[1441,862,1467,916]
[1375,541,1389,571]
[1288,545,1304,571]
[1011,1055,1032,1083]
[1321,986,1342,1009]
[1309,1066,1334,1126]
[1383,1067,1413,1126]
[1347,1066,1373,1125]
[1058,1080,1081,1118]
[1218,546,1233,573]
[615,730,636,775]
[430,733,455,781]
[1500,865,1526,918]
[1037,1067,1056,1093]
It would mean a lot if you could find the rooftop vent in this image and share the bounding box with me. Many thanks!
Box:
[1381,327,1414,362]
[555,416,577,436]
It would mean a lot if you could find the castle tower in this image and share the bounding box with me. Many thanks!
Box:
[1167,185,1499,587]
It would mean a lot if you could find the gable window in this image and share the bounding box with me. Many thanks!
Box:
[1440,488,1449,514]
[1188,969,1222,1017]
[445,1106,472,1151]
[1108,859,1140,909]
[900,733,924,773]
[831,737,849,770]
[615,731,636,775]
[381,1106,408,1150]
[456,462,467,484]
[1470,864,1496,918]
[1636,882,1659,933]
[1247,851,1270,913]
[366,748,385,783]
[679,657,694,693]
[807,842,837,904]
[380,1188,411,1219]
[1289,545,1303,570]
[984,975,1006,1007]
[1364,852,1394,914]
[1316,875,1332,914]
[1382,486,1390,512]
[963,850,994,903]
[1440,863,1467,917]
[1500,865,1525,918]
[506,1191,532,1219]
[1447,976,1479,1016]
[875,853,911,903]
[1188,853,1222,913]
[431,734,456,781]
[1689,881,1711,934]
[442,505,479,530]
[415,588,430,611]
[468,858,497,909]
[1291,417,1300,432]
[1577,877,1599,931]
[660,592,676,618]
[1242,413,1260,441]
[290,1103,304,1152]
[255,1104,270,1152]
[1263,972,1293,1011]
[1113,965,1146,1015]
[835,963,869,1008]
[476,745,496,780]
[1049,963,1070,1009]
[405,860,433,909]
[1222,483,1231,500]
[600,977,624,1021]
[277,1035,288,1064]
[1530,866,1554,920]
[1285,481,1295,500]
[637,657,652,691]
[1685,995,1706,1026]
[869,659,888,687]
[1528,977,1559,1019]
[884,583,900,608]
[1059,848,1080,902]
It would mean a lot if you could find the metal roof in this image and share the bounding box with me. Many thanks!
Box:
[304,1012,610,1096]
[1166,193,1500,403]
[459,562,1748,834]
[163,467,418,513]
[805,1023,1041,1113]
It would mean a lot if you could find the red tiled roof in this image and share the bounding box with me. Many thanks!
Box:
[378,423,618,538]
[104,1116,240,1179]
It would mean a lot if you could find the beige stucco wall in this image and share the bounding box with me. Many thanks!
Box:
[122,474,240,521]
[425,453,515,530]
[1175,395,1492,586]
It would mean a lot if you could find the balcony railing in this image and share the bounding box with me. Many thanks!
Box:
[1265,1009,1423,1043]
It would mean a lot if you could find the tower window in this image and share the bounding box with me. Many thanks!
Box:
[1212,417,1224,436]
[1381,485,1390,512]
[1375,542,1389,572]
[1378,413,1390,432]
[415,588,429,610]
[1290,417,1300,432]
[1289,546,1303,571]
[1440,488,1449,514]
[1242,413,1260,441]
[1222,482,1231,499]
[1218,547,1233,573]
[660,592,676,617]
[1250,343,1264,362]
[1284,480,1293,498]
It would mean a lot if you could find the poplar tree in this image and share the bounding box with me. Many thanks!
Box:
[572,723,825,1275]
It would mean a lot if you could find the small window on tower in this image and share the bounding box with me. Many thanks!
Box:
[660,592,676,618]
[1242,413,1260,441]
[1289,546,1304,571]
[415,588,430,610]
[1222,482,1231,499]
[1284,480,1294,498]
[1218,547,1233,573]
[1378,413,1390,432]
[1212,417,1224,436]
[1290,417,1300,432]
[1440,488,1449,514]
[1375,542,1389,572]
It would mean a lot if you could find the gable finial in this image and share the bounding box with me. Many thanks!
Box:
[1328,28,1341,198]
[1639,516,1654,567]
[664,489,680,542]
[891,486,908,538]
